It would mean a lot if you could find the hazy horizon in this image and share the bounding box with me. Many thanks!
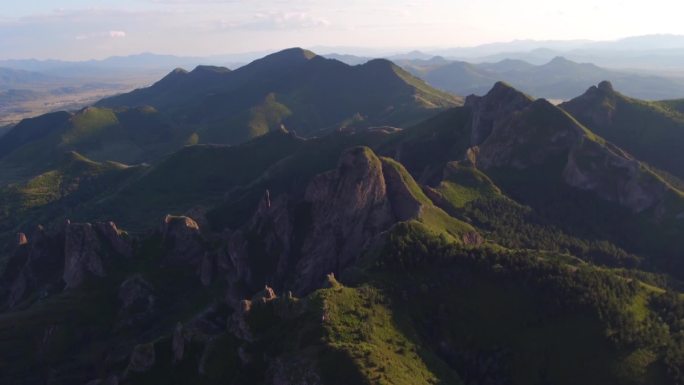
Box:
[4,0,684,61]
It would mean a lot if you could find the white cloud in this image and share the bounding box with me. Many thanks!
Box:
[73,30,127,40]
[218,11,330,30]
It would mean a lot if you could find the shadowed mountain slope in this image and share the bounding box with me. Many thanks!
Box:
[562,81,684,181]
[98,47,461,143]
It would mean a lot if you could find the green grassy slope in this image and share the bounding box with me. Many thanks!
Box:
[0,106,187,185]
[0,151,144,250]
[98,48,462,144]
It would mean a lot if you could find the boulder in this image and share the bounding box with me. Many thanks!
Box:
[161,215,205,264]
[94,222,132,258]
[127,343,156,373]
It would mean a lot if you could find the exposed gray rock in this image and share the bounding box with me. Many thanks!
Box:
[230,299,254,341]
[227,191,292,292]
[63,221,132,289]
[94,222,132,258]
[118,275,155,314]
[466,82,676,214]
[563,139,666,212]
[253,285,277,303]
[63,223,106,289]
[161,215,205,264]
[3,225,63,307]
[382,159,424,220]
[465,81,534,146]
[172,322,185,363]
[127,343,156,373]
[295,147,395,293]
[227,146,438,298]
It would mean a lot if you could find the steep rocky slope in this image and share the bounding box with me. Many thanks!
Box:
[466,82,684,217]
[561,81,684,181]
[1,81,684,385]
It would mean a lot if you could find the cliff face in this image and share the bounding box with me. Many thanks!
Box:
[63,221,132,288]
[465,82,681,215]
[563,139,668,212]
[465,81,535,147]
[561,81,618,127]
[1,220,132,307]
[1,225,64,308]
[228,146,429,295]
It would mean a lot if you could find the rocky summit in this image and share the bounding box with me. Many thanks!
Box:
[1,48,684,385]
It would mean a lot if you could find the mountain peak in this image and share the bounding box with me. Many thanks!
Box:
[190,65,231,75]
[154,67,189,86]
[466,82,534,146]
[484,81,532,102]
[547,56,574,66]
[597,80,614,93]
[363,58,397,68]
[260,47,317,64]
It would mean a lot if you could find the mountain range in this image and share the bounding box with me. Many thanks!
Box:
[1,48,684,385]
[399,56,684,100]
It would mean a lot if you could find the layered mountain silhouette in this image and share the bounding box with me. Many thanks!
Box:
[1,49,684,385]
[98,47,460,143]
[0,48,459,182]
[402,56,684,100]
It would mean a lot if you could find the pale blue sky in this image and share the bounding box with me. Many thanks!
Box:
[2,0,684,60]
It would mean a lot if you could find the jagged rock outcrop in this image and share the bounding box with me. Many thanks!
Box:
[230,299,254,341]
[468,87,581,170]
[563,139,667,212]
[465,81,534,146]
[1,225,64,307]
[63,221,132,289]
[63,223,106,289]
[561,81,618,127]
[118,275,155,323]
[95,222,132,258]
[295,147,395,292]
[126,343,156,373]
[227,146,399,294]
[226,146,483,297]
[226,146,472,297]
[161,215,205,264]
[0,221,132,308]
[227,190,293,293]
[172,322,185,363]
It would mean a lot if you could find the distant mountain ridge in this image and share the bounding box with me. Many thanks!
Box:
[400,56,684,100]
[97,47,460,143]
